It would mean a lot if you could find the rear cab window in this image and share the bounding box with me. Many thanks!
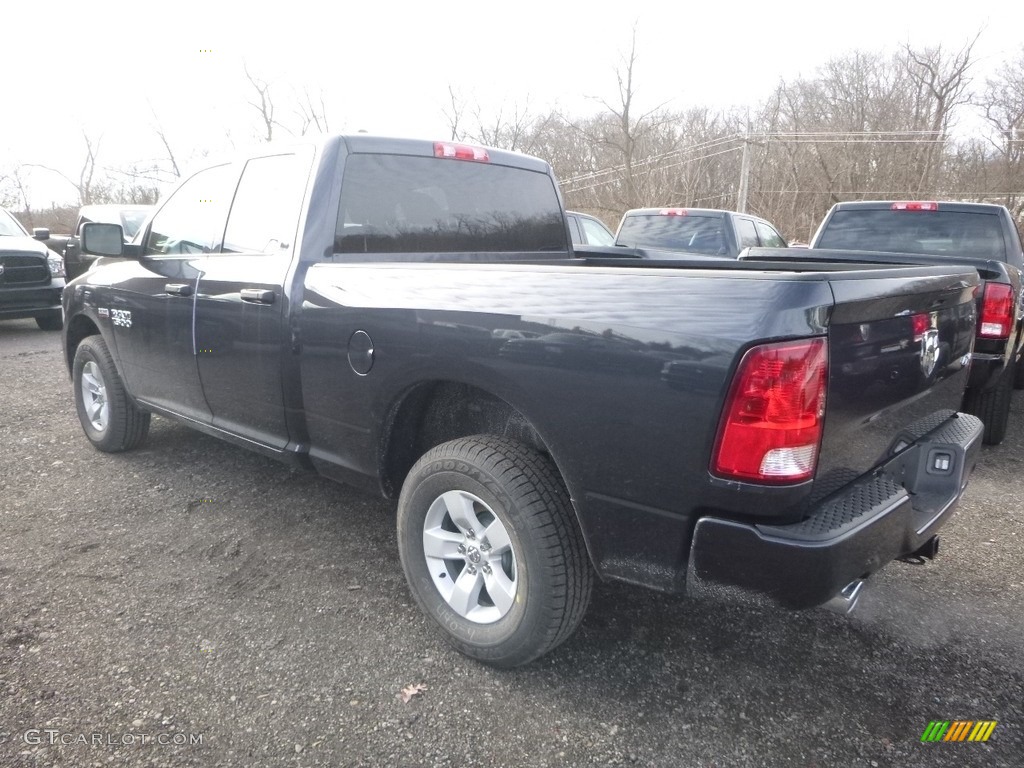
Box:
[616,212,728,255]
[334,153,567,259]
[817,209,1007,260]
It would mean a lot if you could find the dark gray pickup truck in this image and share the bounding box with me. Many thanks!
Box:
[64,136,983,666]
[613,207,788,257]
[808,200,1024,445]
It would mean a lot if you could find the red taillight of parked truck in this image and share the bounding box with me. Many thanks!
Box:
[712,338,828,484]
[979,283,1014,339]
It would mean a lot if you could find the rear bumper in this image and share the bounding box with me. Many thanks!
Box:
[0,282,65,319]
[686,412,983,609]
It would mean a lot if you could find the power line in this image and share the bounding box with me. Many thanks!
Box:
[565,146,744,195]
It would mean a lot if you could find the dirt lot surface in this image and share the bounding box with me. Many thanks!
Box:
[1,317,1022,767]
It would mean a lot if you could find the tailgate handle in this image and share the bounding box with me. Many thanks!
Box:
[165,283,193,297]
[240,288,275,305]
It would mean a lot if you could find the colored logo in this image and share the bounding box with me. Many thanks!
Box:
[921,720,998,742]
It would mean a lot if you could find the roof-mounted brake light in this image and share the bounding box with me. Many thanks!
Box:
[434,142,490,162]
[891,201,939,212]
[659,208,688,216]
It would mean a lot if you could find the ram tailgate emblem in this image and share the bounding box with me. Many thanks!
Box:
[920,328,940,377]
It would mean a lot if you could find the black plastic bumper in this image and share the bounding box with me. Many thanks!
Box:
[0,283,64,320]
[686,412,983,609]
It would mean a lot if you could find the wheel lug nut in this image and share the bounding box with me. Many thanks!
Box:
[467,565,477,575]
[480,542,490,552]
[466,529,476,539]
[482,564,492,575]
[457,544,467,554]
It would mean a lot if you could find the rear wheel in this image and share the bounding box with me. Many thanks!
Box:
[963,367,1013,446]
[1014,355,1024,390]
[397,435,593,668]
[73,335,150,452]
[35,310,63,331]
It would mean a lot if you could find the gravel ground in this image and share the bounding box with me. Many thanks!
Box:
[1,317,1021,768]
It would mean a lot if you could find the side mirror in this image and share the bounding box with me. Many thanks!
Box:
[81,222,125,257]
[32,227,50,240]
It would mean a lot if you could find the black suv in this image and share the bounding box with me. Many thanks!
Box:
[0,207,66,330]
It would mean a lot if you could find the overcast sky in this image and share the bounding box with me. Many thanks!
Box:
[4,0,1021,207]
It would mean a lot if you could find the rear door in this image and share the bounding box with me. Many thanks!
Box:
[193,149,314,449]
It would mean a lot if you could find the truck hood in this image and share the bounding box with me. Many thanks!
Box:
[0,235,53,257]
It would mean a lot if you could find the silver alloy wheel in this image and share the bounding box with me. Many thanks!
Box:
[80,361,109,432]
[422,490,518,624]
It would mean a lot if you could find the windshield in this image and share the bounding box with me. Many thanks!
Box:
[616,213,728,255]
[120,209,151,239]
[0,208,28,236]
[817,209,1007,259]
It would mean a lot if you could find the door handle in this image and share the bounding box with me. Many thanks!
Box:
[240,288,276,305]
[165,283,193,297]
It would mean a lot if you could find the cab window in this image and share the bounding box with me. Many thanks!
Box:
[222,153,313,254]
[755,221,787,248]
[144,164,237,255]
[736,218,759,248]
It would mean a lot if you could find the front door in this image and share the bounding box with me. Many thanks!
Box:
[116,163,239,421]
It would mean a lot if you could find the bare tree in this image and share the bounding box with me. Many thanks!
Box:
[442,85,466,141]
[27,131,105,206]
[244,63,278,142]
[149,104,182,179]
[979,46,1024,215]
[902,35,979,191]
[294,86,330,136]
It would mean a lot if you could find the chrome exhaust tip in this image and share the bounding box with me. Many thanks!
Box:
[823,579,866,616]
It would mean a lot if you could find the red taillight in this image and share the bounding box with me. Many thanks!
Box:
[890,201,939,211]
[659,208,688,216]
[712,338,828,484]
[433,142,489,162]
[912,312,931,340]
[979,283,1014,339]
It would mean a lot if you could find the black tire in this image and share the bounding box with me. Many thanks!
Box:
[1014,355,1024,390]
[35,310,63,331]
[72,335,150,452]
[397,435,593,668]
[962,367,1013,446]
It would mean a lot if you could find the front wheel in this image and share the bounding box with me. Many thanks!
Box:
[397,435,593,668]
[73,335,150,452]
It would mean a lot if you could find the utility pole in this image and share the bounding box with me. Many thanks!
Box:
[737,123,751,213]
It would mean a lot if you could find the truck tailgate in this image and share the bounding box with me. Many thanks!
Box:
[814,268,978,502]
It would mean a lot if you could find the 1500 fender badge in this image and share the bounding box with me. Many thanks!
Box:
[109,309,132,328]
